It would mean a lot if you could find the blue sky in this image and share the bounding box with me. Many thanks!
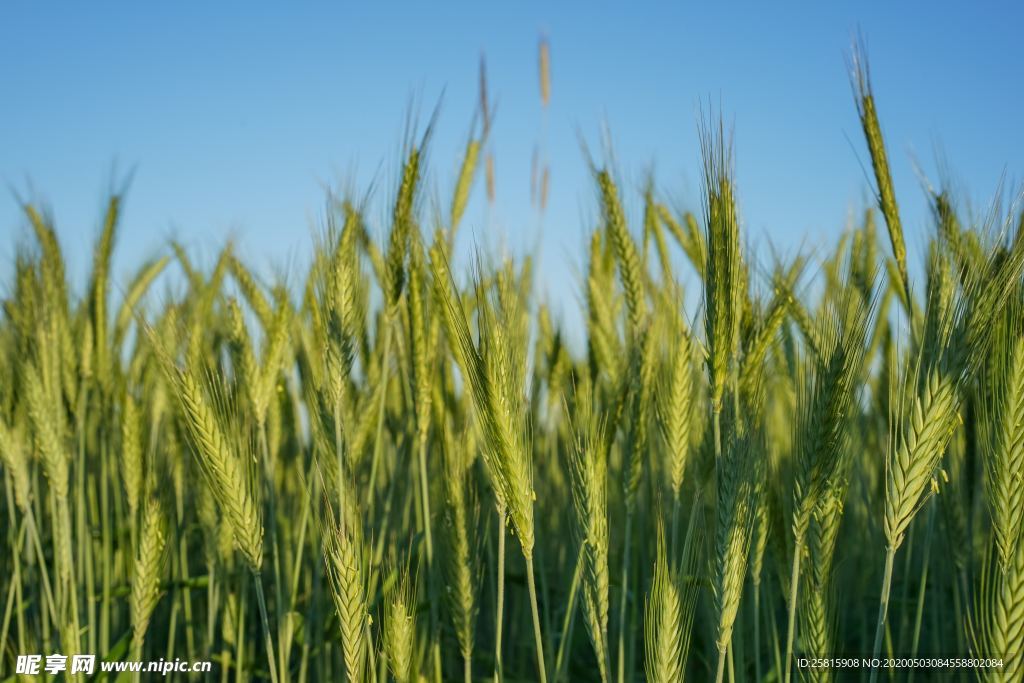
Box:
[2,2,1022,335]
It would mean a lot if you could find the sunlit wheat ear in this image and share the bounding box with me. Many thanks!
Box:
[148,328,264,570]
[981,296,1024,573]
[741,290,786,397]
[585,229,622,385]
[783,280,872,682]
[973,539,1024,679]
[451,137,481,234]
[24,358,68,499]
[0,417,31,513]
[799,480,848,679]
[700,118,743,414]
[792,284,873,538]
[440,425,479,671]
[407,229,432,443]
[656,205,706,279]
[317,200,362,423]
[644,525,682,683]
[429,245,534,557]
[85,193,118,391]
[323,498,369,683]
[851,44,909,305]
[713,414,762,677]
[886,231,1024,551]
[883,308,958,549]
[131,498,167,655]
[250,291,292,424]
[120,390,144,520]
[657,294,694,500]
[228,253,274,331]
[384,568,417,683]
[624,319,658,512]
[646,497,703,683]
[567,383,610,682]
[385,143,424,314]
[226,297,258,403]
[538,36,551,107]
[597,169,646,339]
[112,257,169,354]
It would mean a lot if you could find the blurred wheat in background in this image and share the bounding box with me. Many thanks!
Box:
[3,38,1024,683]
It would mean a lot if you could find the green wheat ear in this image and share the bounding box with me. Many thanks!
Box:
[645,525,684,683]
[597,168,646,339]
[440,423,479,675]
[383,566,418,683]
[0,415,32,513]
[323,496,370,683]
[657,289,695,501]
[147,325,265,571]
[700,117,744,415]
[852,44,909,307]
[131,498,167,657]
[451,137,481,234]
[712,400,763,677]
[120,390,144,520]
[568,381,610,682]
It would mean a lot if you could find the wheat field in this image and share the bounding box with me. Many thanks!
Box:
[2,48,1024,683]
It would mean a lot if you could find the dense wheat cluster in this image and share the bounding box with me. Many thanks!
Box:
[3,55,1024,683]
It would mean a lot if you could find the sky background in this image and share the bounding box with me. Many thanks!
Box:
[2,2,1022,341]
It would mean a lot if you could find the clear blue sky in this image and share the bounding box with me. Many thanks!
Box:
[2,2,1022,336]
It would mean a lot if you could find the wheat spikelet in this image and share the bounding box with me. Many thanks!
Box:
[658,205,707,279]
[228,253,274,331]
[407,229,432,443]
[713,413,761,671]
[982,299,1024,573]
[852,46,909,303]
[227,297,258,403]
[624,321,657,511]
[440,426,478,671]
[324,502,369,683]
[252,294,292,426]
[538,36,551,107]
[167,359,263,570]
[792,288,870,539]
[113,255,170,350]
[131,498,167,654]
[700,120,743,414]
[597,169,646,338]
[568,383,610,681]
[0,417,31,512]
[89,194,120,390]
[24,359,67,501]
[645,528,684,683]
[121,391,144,519]
[586,230,621,385]
[798,585,832,683]
[386,146,422,313]
[430,246,535,558]
[975,539,1024,681]
[451,138,481,233]
[384,569,417,683]
[885,361,958,549]
[885,225,1023,551]
[657,303,694,500]
[798,483,847,683]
